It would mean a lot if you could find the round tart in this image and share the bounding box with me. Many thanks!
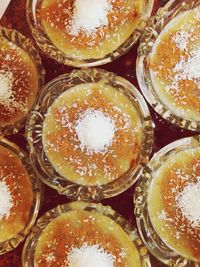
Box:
[22,201,151,267]
[27,0,154,67]
[26,69,153,200]
[0,137,41,254]
[136,1,200,131]
[134,135,200,266]
[0,27,44,136]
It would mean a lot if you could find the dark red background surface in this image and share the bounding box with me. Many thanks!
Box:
[0,0,198,266]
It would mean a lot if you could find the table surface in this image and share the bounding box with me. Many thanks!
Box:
[0,0,197,266]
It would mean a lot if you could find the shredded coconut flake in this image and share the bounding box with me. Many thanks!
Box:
[70,0,111,36]
[75,109,115,154]
[67,244,115,267]
[45,252,56,263]
[165,47,200,94]
[0,68,27,113]
[158,210,167,221]
[176,178,200,228]
[0,181,13,220]
[172,30,191,51]
[174,48,200,81]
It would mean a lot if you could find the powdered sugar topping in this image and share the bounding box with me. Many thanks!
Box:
[172,30,191,51]
[173,48,200,82]
[0,70,14,101]
[176,177,200,228]
[0,180,13,220]
[67,244,115,267]
[0,68,27,113]
[69,0,111,36]
[165,47,200,95]
[75,109,115,154]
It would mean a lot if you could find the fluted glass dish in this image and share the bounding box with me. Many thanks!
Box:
[22,201,151,267]
[26,0,154,67]
[26,68,153,201]
[0,137,41,255]
[134,135,200,266]
[0,27,45,136]
[136,0,200,131]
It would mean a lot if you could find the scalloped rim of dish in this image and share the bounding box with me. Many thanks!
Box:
[136,0,200,132]
[0,26,45,137]
[26,0,155,68]
[0,137,42,255]
[134,135,200,266]
[22,201,151,267]
[25,68,154,201]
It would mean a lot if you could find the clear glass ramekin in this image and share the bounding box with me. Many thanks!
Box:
[134,135,200,267]
[0,137,42,255]
[26,68,154,201]
[22,201,152,267]
[136,0,200,132]
[26,0,154,68]
[0,27,45,136]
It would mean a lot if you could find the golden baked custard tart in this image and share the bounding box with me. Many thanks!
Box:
[0,137,41,254]
[42,81,142,186]
[149,5,200,121]
[35,210,140,266]
[39,0,141,60]
[148,144,200,262]
[0,28,44,135]
[22,202,150,267]
[30,0,154,66]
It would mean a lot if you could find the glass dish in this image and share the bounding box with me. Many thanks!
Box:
[22,201,151,267]
[136,0,200,132]
[26,68,154,201]
[134,135,200,266]
[26,0,154,68]
[0,137,41,255]
[0,27,45,136]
